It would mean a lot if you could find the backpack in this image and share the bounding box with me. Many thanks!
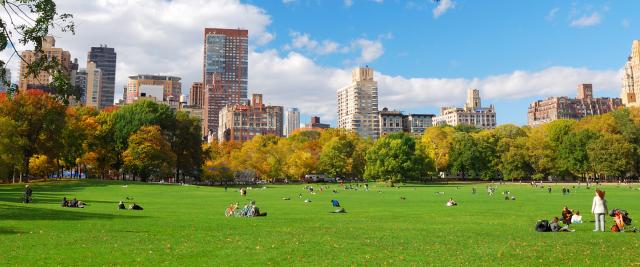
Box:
[536,220,551,232]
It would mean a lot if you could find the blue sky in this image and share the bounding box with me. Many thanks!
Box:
[246,0,640,125]
[5,0,639,126]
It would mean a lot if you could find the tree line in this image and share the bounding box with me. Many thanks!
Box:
[2,90,640,183]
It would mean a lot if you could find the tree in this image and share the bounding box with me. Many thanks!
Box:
[421,126,454,176]
[525,125,556,180]
[122,126,176,181]
[364,133,428,182]
[319,135,354,178]
[587,133,634,180]
[1,0,75,101]
[0,90,66,181]
[28,154,54,179]
[472,130,499,180]
[448,132,483,179]
[170,111,202,182]
[0,116,24,182]
[556,130,598,180]
[498,137,532,180]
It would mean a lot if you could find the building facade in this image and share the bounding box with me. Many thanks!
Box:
[434,89,496,129]
[203,28,249,138]
[88,45,117,109]
[84,62,102,108]
[528,84,623,126]
[0,68,11,93]
[302,116,331,130]
[378,108,434,136]
[126,75,181,104]
[285,107,300,137]
[337,67,380,139]
[218,94,283,142]
[189,82,204,107]
[19,36,72,91]
[622,40,640,107]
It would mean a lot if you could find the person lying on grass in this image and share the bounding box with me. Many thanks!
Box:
[550,217,574,232]
[118,201,126,210]
[225,203,238,217]
[62,197,85,208]
[446,198,458,207]
[129,203,143,210]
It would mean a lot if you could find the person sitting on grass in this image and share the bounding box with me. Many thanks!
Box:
[248,201,266,217]
[446,198,458,207]
[331,199,340,207]
[61,197,69,207]
[561,206,573,225]
[70,197,79,208]
[571,211,583,224]
[129,203,143,210]
[225,203,237,217]
[550,217,574,232]
[118,201,126,210]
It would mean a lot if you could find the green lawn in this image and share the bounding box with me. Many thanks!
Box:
[1,180,639,266]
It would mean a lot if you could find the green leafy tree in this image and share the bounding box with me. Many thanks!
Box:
[498,137,532,180]
[170,111,202,182]
[364,132,428,182]
[587,133,634,180]
[448,132,482,179]
[122,126,176,181]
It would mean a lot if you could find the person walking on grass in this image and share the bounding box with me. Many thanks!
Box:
[591,189,608,232]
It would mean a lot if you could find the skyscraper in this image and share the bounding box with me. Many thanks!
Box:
[88,45,116,109]
[285,108,301,137]
[84,62,102,108]
[202,28,248,138]
[621,40,640,107]
[337,66,380,139]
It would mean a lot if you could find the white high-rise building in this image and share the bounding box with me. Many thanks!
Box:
[84,61,102,108]
[621,40,640,107]
[285,107,300,137]
[337,66,379,139]
[433,88,497,129]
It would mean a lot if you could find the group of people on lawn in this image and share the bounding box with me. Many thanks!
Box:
[225,200,267,217]
[549,189,629,232]
[61,197,85,208]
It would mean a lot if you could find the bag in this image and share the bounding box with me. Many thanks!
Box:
[536,220,551,232]
[612,224,620,232]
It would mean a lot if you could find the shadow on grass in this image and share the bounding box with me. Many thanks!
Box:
[0,227,25,235]
[0,204,148,221]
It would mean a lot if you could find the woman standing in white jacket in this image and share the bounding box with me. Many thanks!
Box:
[591,189,608,232]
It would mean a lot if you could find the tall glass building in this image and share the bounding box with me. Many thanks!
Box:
[202,28,248,138]
[88,45,116,109]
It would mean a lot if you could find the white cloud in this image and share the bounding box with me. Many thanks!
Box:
[622,19,631,28]
[546,7,559,21]
[570,12,602,27]
[344,0,353,7]
[351,38,384,63]
[284,32,343,55]
[282,0,296,4]
[433,0,455,19]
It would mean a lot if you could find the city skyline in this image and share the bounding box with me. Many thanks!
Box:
[2,0,640,126]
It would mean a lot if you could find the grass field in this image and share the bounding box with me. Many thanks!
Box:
[1,180,640,266]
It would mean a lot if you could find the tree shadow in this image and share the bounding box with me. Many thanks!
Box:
[0,204,148,221]
[0,227,25,235]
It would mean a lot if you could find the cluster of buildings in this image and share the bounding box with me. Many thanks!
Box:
[17,36,117,110]
[336,66,497,139]
[8,32,640,143]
